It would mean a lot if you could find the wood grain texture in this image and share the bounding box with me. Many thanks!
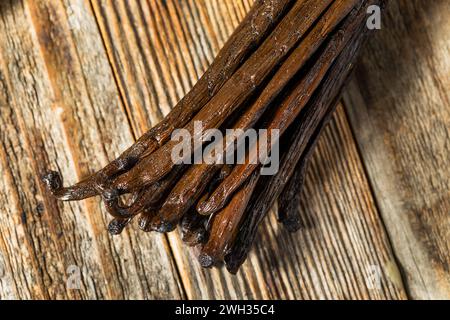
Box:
[0,0,183,299]
[343,0,450,299]
[89,0,406,299]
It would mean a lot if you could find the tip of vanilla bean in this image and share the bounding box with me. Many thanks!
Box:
[108,219,129,235]
[281,215,302,233]
[198,253,215,268]
[181,229,207,247]
[41,171,62,193]
[224,258,240,275]
[150,220,176,233]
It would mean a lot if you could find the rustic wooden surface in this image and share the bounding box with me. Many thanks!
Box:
[343,0,450,299]
[0,0,447,300]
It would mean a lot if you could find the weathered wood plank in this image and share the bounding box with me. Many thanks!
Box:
[343,0,450,299]
[91,0,407,299]
[0,0,183,299]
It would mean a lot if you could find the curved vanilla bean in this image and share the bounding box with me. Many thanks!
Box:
[135,164,231,234]
[198,0,366,215]
[224,20,370,273]
[107,217,133,236]
[41,171,98,201]
[42,0,293,201]
[199,171,260,268]
[148,167,218,233]
[111,0,332,193]
[105,190,143,235]
[104,165,185,235]
[104,165,185,217]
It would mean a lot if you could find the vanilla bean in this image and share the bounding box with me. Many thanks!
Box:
[150,161,233,233]
[137,209,157,232]
[154,0,363,222]
[148,0,294,146]
[42,0,293,201]
[199,171,260,268]
[276,153,309,233]
[180,208,209,247]
[104,165,186,218]
[110,0,332,193]
[147,166,218,232]
[107,217,133,236]
[147,163,231,233]
[224,22,369,273]
[145,164,232,234]
[278,98,338,233]
[105,165,186,235]
[197,1,367,215]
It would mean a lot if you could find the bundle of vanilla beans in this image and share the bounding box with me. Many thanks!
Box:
[43,0,383,273]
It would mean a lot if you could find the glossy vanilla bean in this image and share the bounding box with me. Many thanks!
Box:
[177,165,233,245]
[110,0,332,193]
[148,164,232,233]
[152,0,362,224]
[224,21,369,273]
[179,208,209,247]
[277,96,339,233]
[105,165,185,235]
[199,171,261,268]
[42,0,293,201]
[197,0,367,215]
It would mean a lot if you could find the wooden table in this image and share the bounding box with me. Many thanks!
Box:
[0,0,448,300]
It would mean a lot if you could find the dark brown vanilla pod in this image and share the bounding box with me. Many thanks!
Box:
[41,0,293,202]
[199,171,261,268]
[106,165,186,235]
[180,208,209,247]
[105,164,186,217]
[278,99,338,233]
[146,0,295,145]
[178,165,233,246]
[110,0,332,193]
[224,22,370,273]
[276,153,309,233]
[163,0,364,220]
[197,0,367,215]
[148,165,220,233]
[149,162,233,233]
